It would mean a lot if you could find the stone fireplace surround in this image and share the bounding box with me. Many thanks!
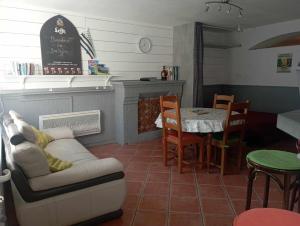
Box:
[112,80,184,144]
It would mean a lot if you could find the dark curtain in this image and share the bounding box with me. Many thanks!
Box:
[193,22,204,107]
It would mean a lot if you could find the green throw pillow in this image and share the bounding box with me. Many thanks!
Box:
[42,150,73,172]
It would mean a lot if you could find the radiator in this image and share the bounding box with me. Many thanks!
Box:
[39,110,101,137]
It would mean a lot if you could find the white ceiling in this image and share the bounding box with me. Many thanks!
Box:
[4,0,300,28]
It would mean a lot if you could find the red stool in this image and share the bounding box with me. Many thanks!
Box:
[233,208,300,226]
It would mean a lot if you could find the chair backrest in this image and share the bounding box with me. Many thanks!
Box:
[213,94,235,110]
[223,100,250,144]
[159,95,182,140]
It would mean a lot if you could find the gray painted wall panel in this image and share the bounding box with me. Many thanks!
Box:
[1,89,115,146]
[72,92,116,146]
[5,83,297,146]
[203,84,300,113]
[72,94,103,112]
[2,96,72,126]
[203,85,223,107]
[223,85,300,113]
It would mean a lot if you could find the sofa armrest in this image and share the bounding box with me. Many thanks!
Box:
[42,127,74,140]
[29,158,123,191]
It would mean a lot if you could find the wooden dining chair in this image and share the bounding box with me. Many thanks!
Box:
[160,95,206,173]
[207,100,250,175]
[213,93,235,110]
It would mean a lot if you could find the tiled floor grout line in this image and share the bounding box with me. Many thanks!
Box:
[195,169,206,226]
[128,148,151,226]
[127,144,168,226]
[166,165,172,226]
[252,176,263,206]
[219,175,237,216]
[245,173,264,207]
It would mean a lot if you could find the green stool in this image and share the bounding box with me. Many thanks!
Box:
[246,150,300,211]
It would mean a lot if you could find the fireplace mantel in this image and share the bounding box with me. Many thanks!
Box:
[112,80,185,144]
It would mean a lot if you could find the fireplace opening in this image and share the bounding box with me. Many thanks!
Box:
[138,96,161,134]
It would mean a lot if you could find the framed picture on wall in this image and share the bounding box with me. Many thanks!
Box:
[277,53,293,73]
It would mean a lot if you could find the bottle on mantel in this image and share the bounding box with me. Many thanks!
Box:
[161,66,168,80]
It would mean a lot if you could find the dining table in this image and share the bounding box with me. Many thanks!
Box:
[155,107,228,134]
[155,107,230,167]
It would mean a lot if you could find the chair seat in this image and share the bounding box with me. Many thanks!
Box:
[247,150,300,171]
[212,132,242,147]
[167,132,203,145]
[233,208,300,226]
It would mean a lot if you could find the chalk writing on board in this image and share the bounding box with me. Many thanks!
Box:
[40,15,82,75]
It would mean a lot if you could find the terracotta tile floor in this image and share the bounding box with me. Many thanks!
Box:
[88,139,293,226]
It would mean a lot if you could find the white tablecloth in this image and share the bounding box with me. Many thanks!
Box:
[155,107,227,133]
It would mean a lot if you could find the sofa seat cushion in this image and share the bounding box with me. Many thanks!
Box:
[42,127,74,140]
[42,150,73,172]
[45,139,97,165]
[29,158,124,191]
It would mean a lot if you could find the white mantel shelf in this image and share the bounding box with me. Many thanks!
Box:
[0,86,114,96]
[112,80,185,87]
[0,74,117,90]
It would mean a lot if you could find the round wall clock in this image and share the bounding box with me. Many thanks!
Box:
[138,37,152,53]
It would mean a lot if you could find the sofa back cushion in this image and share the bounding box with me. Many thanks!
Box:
[2,115,25,145]
[14,119,36,143]
[14,118,54,149]
[12,141,50,178]
[3,114,13,127]
[4,111,71,177]
[5,123,25,145]
[31,127,54,149]
[9,110,23,121]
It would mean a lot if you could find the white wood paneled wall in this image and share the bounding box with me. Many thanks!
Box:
[0,5,173,80]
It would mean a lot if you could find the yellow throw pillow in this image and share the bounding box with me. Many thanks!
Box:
[31,127,54,149]
[42,150,73,172]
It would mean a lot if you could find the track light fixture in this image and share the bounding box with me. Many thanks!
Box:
[204,0,243,18]
[204,0,244,32]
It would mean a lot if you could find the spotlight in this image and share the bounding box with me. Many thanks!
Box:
[218,4,222,11]
[238,10,243,18]
[226,5,231,14]
[237,24,243,32]
[205,3,210,12]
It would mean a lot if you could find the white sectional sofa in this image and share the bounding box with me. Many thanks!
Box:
[2,113,126,226]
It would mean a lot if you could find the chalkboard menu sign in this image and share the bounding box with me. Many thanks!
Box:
[40,15,82,75]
